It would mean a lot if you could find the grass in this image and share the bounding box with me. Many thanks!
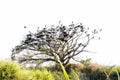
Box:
[103,67,120,80]
[0,60,55,80]
[1,60,120,80]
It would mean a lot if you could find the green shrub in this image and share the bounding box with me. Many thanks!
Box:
[2,60,120,80]
[34,69,55,80]
[0,60,55,80]
[0,60,20,80]
[69,68,80,80]
[15,69,35,80]
[52,71,65,80]
[103,66,120,80]
[15,68,55,80]
[112,66,120,73]
[79,63,106,80]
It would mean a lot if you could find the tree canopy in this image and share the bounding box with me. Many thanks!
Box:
[11,22,101,67]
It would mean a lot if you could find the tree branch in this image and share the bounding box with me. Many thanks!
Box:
[19,58,55,63]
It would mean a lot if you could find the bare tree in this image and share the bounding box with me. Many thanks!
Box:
[11,22,101,67]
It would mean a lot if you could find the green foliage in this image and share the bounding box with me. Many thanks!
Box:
[35,69,55,80]
[0,60,20,80]
[69,68,80,80]
[102,66,120,80]
[52,71,66,80]
[0,60,55,80]
[79,63,106,80]
[15,69,55,80]
[80,58,91,66]
[57,59,69,80]
[2,60,120,80]
[15,69,35,80]
[112,66,120,72]
[78,64,120,80]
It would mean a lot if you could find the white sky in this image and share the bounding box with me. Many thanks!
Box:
[0,0,120,66]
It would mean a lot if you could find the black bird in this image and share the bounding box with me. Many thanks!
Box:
[24,26,27,28]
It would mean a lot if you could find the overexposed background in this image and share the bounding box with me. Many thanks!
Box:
[0,0,120,65]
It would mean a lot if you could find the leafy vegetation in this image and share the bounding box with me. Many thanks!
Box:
[0,60,120,80]
[0,60,54,80]
[0,60,20,80]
